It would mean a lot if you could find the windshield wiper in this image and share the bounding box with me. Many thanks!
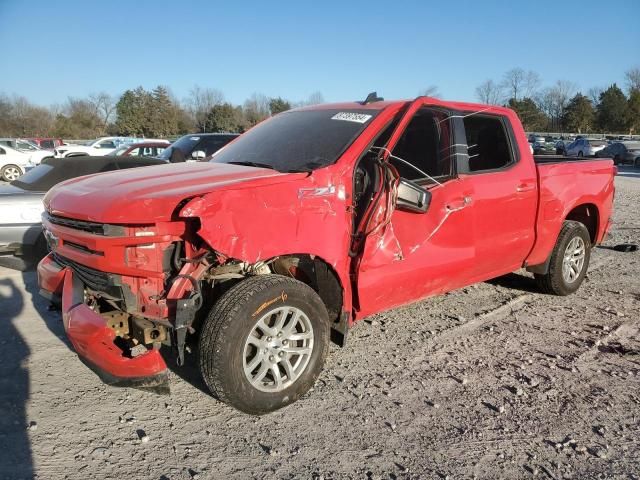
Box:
[227,161,277,170]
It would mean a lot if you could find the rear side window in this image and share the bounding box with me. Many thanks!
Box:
[463,115,514,172]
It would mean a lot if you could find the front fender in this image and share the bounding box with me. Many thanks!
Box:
[179,169,354,313]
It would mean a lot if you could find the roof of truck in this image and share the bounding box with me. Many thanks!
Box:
[294,98,511,116]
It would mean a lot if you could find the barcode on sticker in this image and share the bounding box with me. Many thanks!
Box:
[331,112,372,124]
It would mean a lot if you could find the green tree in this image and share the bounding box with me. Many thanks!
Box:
[115,87,152,136]
[507,97,548,131]
[596,83,629,133]
[205,103,245,132]
[269,97,291,115]
[627,88,640,134]
[562,93,595,134]
[149,86,178,137]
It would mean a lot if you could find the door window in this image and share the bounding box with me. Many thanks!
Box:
[463,115,514,172]
[390,107,454,182]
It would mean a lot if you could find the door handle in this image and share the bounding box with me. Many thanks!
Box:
[516,183,535,193]
[446,196,472,211]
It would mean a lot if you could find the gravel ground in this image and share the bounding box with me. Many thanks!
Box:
[0,169,639,480]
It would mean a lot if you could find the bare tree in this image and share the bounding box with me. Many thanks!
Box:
[475,79,503,105]
[186,85,224,132]
[418,85,441,98]
[587,86,604,106]
[536,80,576,131]
[625,67,640,93]
[89,92,116,134]
[523,70,542,98]
[501,68,541,101]
[305,91,325,105]
[243,93,271,126]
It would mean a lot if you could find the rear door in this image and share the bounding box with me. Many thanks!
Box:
[458,113,538,278]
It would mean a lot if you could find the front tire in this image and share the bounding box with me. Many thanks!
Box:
[534,220,591,296]
[1,164,23,181]
[199,275,330,414]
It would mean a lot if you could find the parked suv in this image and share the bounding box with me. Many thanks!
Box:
[27,138,65,150]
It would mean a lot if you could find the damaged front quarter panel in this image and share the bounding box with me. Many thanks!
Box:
[178,168,354,312]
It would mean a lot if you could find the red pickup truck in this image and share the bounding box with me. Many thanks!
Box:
[38,95,615,414]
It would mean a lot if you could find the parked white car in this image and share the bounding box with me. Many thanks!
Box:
[566,138,607,157]
[54,137,168,158]
[0,138,53,165]
[0,144,53,181]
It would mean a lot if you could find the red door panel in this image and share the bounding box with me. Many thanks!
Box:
[464,167,538,280]
[356,177,476,317]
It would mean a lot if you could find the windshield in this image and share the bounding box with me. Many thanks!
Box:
[211,109,379,172]
[159,135,202,160]
[624,142,640,150]
[16,140,40,151]
[110,145,130,156]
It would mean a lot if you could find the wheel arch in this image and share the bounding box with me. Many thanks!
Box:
[265,253,348,347]
[565,203,599,245]
[527,204,599,275]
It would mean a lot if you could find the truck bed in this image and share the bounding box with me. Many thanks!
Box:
[533,155,612,164]
[525,156,615,267]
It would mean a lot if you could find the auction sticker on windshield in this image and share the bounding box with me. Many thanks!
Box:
[331,112,372,124]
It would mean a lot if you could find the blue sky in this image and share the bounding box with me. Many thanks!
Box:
[0,0,638,106]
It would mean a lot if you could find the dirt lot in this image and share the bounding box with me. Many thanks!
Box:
[0,169,639,480]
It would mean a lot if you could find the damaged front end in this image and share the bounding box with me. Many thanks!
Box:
[38,196,349,392]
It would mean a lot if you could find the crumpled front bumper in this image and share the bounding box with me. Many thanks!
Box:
[37,254,169,390]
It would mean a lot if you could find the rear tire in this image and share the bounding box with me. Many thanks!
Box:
[198,274,330,414]
[534,220,591,296]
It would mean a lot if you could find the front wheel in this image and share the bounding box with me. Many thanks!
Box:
[534,220,591,296]
[199,275,330,414]
[1,164,23,181]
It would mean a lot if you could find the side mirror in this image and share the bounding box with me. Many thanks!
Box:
[191,150,206,160]
[396,178,431,213]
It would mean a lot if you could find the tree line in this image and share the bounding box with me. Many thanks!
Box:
[0,87,324,139]
[1,67,638,139]
[475,67,640,134]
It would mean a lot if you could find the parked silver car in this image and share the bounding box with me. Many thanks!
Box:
[0,155,166,269]
[566,138,607,157]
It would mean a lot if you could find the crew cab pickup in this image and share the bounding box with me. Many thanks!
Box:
[38,96,615,414]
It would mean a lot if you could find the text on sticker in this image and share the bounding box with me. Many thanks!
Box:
[331,112,372,124]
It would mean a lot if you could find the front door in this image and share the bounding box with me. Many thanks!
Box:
[354,101,477,317]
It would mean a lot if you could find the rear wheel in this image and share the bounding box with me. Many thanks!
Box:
[199,274,330,414]
[1,164,22,181]
[534,220,591,296]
